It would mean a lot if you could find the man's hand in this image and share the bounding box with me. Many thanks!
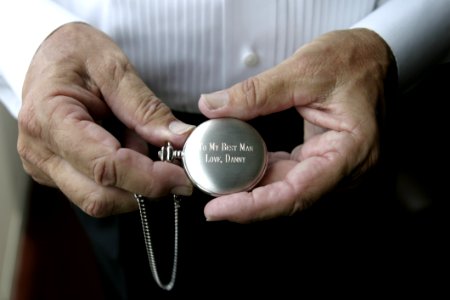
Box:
[199,28,395,223]
[18,22,195,217]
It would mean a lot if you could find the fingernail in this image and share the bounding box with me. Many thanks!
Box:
[171,185,193,196]
[169,120,195,135]
[201,90,229,110]
[204,206,217,222]
[205,216,216,222]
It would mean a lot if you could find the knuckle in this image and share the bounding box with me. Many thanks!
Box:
[94,54,131,91]
[293,195,312,213]
[16,140,30,162]
[18,105,41,138]
[240,76,266,108]
[136,96,170,125]
[17,139,55,178]
[95,51,130,80]
[137,163,166,198]
[82,191,112,218]
[17,141,43,171]
[92,154,118,187]
[107,58,130,83]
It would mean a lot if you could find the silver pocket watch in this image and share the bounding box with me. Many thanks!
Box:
[135,118,268,291]
[159,117,268,196]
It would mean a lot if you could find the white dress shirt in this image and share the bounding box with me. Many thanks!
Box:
[1,0,450,118]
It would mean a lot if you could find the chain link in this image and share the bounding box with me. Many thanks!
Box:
[134,193,180,291]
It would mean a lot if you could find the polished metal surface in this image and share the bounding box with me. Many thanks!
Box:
[135,118,267,291]
[182,118,267,196]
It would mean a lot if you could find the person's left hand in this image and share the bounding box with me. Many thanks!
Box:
[198,28,395,223]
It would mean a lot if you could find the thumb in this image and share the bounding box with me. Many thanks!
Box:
[111,70,194,147]
[198,60,298,120]
[83,35,194,147]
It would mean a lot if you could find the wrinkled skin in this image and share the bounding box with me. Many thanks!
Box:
[200,29,394,223]
[18,22,394,222]
[18,23,195,217]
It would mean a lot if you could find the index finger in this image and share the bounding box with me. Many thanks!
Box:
[90,57,194,148]
[42,97,193,197]
[203,128,360,223]
[204,153,344,223]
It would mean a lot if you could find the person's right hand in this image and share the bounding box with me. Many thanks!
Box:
[18,22,195,217]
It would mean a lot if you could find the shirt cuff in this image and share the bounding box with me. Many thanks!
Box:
[0,0,83,118]
[351,0,450,89]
